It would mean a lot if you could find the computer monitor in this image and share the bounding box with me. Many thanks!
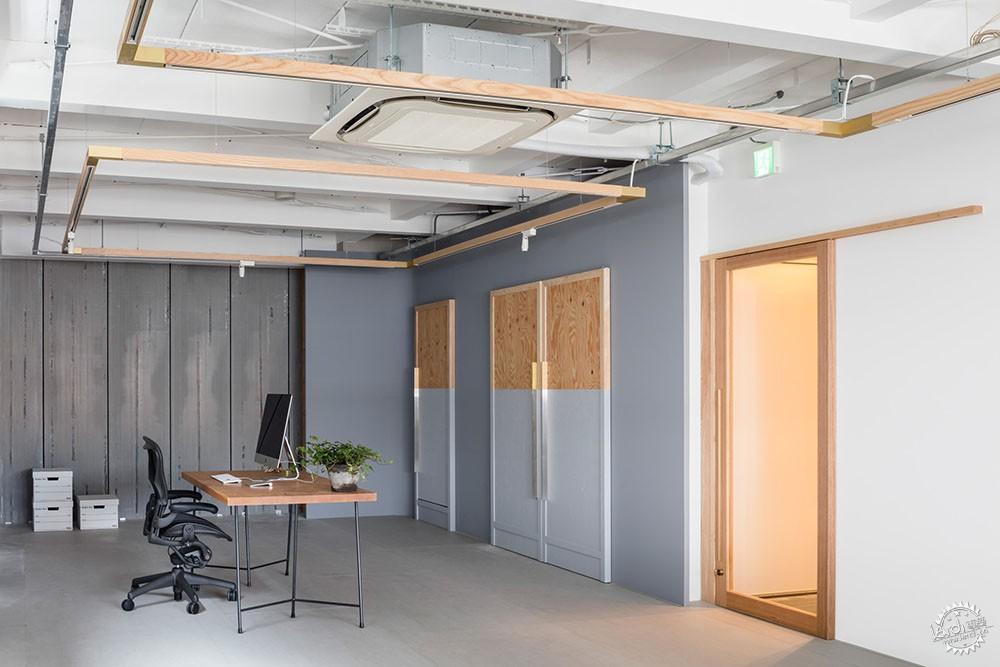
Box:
[254,393,293,468]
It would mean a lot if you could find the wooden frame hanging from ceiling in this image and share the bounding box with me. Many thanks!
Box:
[117,0,1000,140]
[62,145,644,265]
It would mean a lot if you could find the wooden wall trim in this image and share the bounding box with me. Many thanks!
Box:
[411,197,624,266]
[701,205,982,261]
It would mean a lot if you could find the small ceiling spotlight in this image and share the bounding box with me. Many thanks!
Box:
[521,227,537,252]
[238,259,255,278]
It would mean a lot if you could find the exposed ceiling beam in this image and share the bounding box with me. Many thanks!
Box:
[73,246,409,268]
[60,145,646,251]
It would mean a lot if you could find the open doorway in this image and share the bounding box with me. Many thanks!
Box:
[702,241,835,639]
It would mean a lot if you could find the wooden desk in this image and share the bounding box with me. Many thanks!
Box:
[182,470,378,634]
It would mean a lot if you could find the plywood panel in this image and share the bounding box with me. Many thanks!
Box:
[107,263,170,517]
[544,271,608,390]
[170,265,231,489]
[491,285,538,390]
[43,262,109,495]
[231,268,290,472]
[0,260,42,524]
[414,300,454,389]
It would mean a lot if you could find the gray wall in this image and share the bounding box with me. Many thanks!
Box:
[413,166,688,603]
[304,267,415,519]
[0,260,303,522]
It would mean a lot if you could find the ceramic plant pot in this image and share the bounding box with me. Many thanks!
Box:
[327,465,359,491]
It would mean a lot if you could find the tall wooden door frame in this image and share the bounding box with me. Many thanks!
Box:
[701,241,836,639]
[414,299,456,531]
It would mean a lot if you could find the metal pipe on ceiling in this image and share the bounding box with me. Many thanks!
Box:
[31,0,75,255]
[383,39,1000,260]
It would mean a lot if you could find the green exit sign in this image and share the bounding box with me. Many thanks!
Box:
[752,142,780,178]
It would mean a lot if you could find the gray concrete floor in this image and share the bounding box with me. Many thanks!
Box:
[0,515,914,667]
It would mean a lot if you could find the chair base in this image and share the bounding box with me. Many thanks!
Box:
[124,566,237,614]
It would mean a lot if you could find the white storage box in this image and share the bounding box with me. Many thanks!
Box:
[76,495,119,530]
[32,468,73,502]
[32,500,73,532]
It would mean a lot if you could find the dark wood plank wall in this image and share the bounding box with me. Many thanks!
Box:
[108,264,170,517]
[43,262,109,496]
[0,260,43,524]
[0,259,304,523]
[170,265,232,490]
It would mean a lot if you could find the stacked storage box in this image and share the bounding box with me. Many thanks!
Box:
[32,468,73,532]
[76,495,120,530]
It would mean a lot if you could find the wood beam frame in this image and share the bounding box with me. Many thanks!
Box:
[701,205,983,261]
[114,1,833,136]
[410,196,622,266]
[115,0,1000,141]
[61,144,644,253]
[72,247,409,269]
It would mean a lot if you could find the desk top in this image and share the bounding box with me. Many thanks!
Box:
[181,470,378,507]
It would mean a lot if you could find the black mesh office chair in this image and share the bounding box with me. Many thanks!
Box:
[121,437,237,614]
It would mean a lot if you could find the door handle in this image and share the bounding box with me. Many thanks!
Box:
[540,361,550,501]
[715,387,725,571]
[413,367,420,474]
[531,361,540,499]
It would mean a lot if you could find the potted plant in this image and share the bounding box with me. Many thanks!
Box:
[299,436,390,491]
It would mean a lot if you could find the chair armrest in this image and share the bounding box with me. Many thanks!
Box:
[171,501,218,515]
[168,489,202,501]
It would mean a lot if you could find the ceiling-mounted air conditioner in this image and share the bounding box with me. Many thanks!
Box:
[310,23,579,154]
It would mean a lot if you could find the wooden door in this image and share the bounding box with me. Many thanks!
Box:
[414,299,455,530]
[708,242,835,638]
[541,268,611,582]
[490,282,543,559]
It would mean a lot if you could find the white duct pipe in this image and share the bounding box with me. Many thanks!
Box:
[513,138,652,161]
[683,154,724,185]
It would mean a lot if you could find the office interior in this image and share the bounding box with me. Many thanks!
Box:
[0,2,997,666]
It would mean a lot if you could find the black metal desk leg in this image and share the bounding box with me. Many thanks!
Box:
[290,503,299,618]
[355,501,364,628]
[233,507,243,634]
[284,504,293,576]
[243,508,251,587]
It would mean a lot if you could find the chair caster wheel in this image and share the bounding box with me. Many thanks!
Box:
[227,590,238,602]
[174,589,183,601]
[121,598,135,612]
[186,601,201,615]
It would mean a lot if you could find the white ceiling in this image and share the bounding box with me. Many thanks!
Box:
[0,0,992,254]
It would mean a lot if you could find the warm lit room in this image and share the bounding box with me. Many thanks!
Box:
[1,1,997,666]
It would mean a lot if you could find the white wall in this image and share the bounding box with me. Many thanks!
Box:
[705,83,1000,666]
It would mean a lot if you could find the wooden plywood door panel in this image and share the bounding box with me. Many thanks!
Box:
[414,300,454,390]
[490,282,543,558]
[414,299,455,530]
[543,270,608,390]
[491,285,539,391]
